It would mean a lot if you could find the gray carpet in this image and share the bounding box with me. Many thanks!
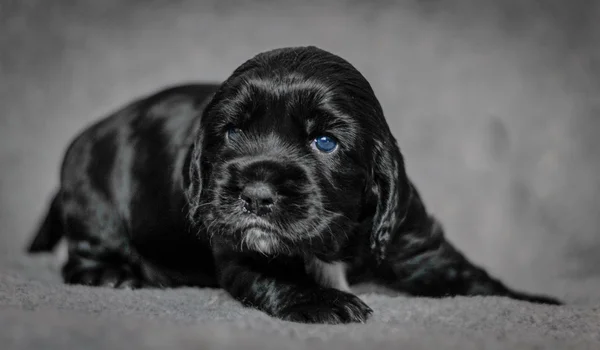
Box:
[2,254,600,349]
[2,0,600,349]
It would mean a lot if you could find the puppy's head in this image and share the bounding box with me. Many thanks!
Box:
[187,46,409,259]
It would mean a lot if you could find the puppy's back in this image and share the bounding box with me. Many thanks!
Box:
[60,84,218,188]
[28,84,219,253]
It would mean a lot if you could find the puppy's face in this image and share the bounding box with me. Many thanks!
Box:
[189,48,393,257]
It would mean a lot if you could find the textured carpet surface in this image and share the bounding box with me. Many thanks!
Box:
[2,0,600,349]
[2,255,600,350]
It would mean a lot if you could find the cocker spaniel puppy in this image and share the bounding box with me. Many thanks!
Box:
[28,46,561,324]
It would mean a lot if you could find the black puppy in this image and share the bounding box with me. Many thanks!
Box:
[28,46,561,324]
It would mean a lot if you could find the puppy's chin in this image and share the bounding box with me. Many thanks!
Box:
[241,227,281,255]
[211,213,285,254]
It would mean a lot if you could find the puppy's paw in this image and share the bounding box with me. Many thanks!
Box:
[278,289,373,324]
[62,261,145,289]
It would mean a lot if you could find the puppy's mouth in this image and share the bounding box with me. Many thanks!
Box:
[230,213,286,253]
[203,196,317,254]
[198,157,332,254]
[206,208,287,253]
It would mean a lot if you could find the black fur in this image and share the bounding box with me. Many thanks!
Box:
[27,46,561,324]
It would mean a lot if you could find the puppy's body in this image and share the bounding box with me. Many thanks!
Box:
[28,47,561,324]
[31,84,222,288]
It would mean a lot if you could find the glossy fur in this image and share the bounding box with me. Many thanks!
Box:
[27,46,561,324]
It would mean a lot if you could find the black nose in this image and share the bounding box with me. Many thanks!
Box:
[240,182,276,216]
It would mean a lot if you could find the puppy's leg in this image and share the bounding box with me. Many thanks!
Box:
[214,248,372,324]
[60,190,145,289]
[376,203,561,304]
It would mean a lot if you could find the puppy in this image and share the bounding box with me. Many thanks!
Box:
[27,46,561,324]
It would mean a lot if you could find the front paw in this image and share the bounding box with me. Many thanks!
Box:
[278,289,373,324]
[62,259,145,289]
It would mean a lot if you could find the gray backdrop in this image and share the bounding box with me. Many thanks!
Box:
[1,0,599,299]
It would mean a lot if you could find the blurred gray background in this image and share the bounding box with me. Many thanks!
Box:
[1,0,599,298]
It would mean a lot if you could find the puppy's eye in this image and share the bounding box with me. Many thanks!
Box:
[312,136,338,153]
[226,124,242,141]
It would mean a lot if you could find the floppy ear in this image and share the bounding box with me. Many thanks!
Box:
[368,136,414,263]
[183,91,223,226]
[184,120,205,226]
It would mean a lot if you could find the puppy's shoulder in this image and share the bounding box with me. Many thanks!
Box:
[61,84,218,169]
[130,84,218,145]
[59,95,139,191]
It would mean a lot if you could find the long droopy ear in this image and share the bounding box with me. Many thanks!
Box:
[369,135,415,263]
[184,118,205,227]
[183,91,223,226]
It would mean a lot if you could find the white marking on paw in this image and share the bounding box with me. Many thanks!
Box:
[55,239,68,266]
[305,257,351,293]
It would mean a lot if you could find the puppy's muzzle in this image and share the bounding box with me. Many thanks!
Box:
[213,154,316,238]
[239,182,276,216]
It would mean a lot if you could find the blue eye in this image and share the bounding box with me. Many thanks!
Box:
[226,125,241,140]
[312,136,338,153]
